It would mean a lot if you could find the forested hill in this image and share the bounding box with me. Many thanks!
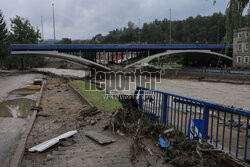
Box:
[86,12,247,45]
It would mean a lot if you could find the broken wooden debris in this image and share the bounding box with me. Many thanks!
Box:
[29,130,77,152]
[37,113,52,117]
[79,121,88,127]
[85,130,115,144]
[80,106,100,118]
[30,106,43,111]
[90,119,96,126]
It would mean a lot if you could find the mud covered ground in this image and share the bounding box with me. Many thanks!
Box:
[22,76,170,167]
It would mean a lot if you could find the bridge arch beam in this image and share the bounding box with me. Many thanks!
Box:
[11,51,111,71]
[125,50,232,69]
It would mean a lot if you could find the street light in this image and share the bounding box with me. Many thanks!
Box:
[170,8,172,45]
[52,3,56,44]
[41,16,44,41]
[138,18,141,44]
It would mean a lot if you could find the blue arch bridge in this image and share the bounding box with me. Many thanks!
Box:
[10,44,233,71]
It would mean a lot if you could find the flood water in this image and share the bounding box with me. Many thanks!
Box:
[34,68,89,78]
[100,77,250,111]
[0,72,43,118]
[0,98,35,118]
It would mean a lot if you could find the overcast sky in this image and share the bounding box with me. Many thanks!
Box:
[1,0,229,40]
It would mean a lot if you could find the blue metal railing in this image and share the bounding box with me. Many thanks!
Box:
[134,86,250,161]
[10,44,233,51]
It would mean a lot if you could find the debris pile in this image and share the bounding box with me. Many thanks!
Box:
[162,130,245,167]
[106,97,168,163]
[77,105,102,127]
[107,97,247,167]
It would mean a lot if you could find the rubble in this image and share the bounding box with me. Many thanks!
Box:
[106,96,248,166]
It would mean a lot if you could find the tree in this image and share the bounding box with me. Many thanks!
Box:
[214,0,249,44]
[0,10,8,67]
[6,16,44,69]
[57,38,72,44]
[9,15,40,44]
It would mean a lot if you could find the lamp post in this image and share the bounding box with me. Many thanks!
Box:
[52,3,56,44]
[170,8,172,45]
[138,18,141,44]
[41,16,44,41]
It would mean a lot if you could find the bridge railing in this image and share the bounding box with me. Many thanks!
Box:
[134,86,250,161]
[10,43,230,47]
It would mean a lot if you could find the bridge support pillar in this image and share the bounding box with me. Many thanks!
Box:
[111,52,114,63]
[107,52,110,64]
[126,50,128,65]
[103,51,106,64]
[121,51,124,63]
[99,52,101,64]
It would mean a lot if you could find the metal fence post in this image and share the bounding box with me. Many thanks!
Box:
[139,90,144,110]
[202,104,209,140]
[162,94,167,123]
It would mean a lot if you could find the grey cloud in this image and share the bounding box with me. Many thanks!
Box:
[1,0,229,40]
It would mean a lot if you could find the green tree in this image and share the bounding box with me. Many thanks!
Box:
[97,12,227,44]
[9,16,40,44]
[0,10,9,67]
[214,0,249,44]
[6,16,44,69]
[57,38,72,44]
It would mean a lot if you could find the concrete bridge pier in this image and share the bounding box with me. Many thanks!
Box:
[103,51,106,64]
[98,52,101,64]
[111,52,114,63]
[126,50,129,65]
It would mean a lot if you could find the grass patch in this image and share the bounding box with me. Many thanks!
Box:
[70,80,122,112]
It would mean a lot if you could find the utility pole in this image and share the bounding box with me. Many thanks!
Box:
[41,16,44,41]
[170,8,172,45]
[52,3,56,44]
[138,18,141,44]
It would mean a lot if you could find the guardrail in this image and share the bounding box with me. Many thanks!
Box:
[134,86,250,161]
[10,44,233,51]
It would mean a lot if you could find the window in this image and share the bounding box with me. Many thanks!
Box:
[238,44,242,52]
[244,56,249,64]
[245,43,249,51]
[246,32,249,37]
[237,56,242,63]
[238,33,243,38]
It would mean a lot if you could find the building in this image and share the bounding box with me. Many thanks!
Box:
[233,27,250,68]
